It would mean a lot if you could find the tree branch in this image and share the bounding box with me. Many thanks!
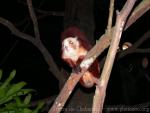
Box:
[135,48,150,53]
[92,1,136,113]
[0,17,64,84]
[26,0,66,83]
[125,0,150,30]
[48,72,83,113]
[119,29,150,58]
[0,18,35,44]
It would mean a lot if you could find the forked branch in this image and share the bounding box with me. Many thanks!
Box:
[92,1,137,113]
[0,0,65,84]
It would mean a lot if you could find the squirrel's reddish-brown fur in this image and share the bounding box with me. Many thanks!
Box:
[61,26,100,88]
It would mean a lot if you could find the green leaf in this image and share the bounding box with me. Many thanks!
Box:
[0,94,14,105]
[0,87,6,99]
[23,108,32,113]
[0,82,27,105]
[0,70,44,113]
[15,97,22,106]
[5,102,16,109]
[0,89,32,104]
[24,94,32,105]
[6,82,26,96]
[1,70,16,89]
[32,101,45,113]
[16,89,33,96]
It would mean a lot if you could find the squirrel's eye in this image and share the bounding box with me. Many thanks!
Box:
[69,41,73,44]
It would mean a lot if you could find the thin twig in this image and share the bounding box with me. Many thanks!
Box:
[0,18,35,44]
[17,0,64,16]
[106,0,115,35]
[135,48,150,53]
[27,0,40,40]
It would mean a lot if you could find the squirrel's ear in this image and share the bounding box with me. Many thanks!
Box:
[74,36,78,40]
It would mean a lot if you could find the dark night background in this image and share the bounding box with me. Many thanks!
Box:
[0,0,150,112]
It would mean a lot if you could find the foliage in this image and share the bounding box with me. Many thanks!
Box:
[0,69,44,113]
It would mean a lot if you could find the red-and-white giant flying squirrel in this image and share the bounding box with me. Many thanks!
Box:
[61,26,100,88]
